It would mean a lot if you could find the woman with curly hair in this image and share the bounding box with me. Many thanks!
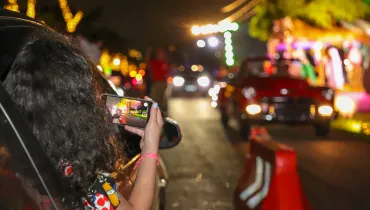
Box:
[2,28,163,209]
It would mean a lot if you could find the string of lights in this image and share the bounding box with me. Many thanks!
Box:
[224,31,235,66]
[57,0,84,33]
[3,0,83,33]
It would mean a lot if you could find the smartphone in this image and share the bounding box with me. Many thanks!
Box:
[103,94,153,128]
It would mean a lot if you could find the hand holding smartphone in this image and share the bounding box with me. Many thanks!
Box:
[103,94,153,128]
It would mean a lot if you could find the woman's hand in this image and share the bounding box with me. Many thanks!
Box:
[125,96,164,154]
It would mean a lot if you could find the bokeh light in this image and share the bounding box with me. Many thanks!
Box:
[208,37,219,47]
[197,40,206,48]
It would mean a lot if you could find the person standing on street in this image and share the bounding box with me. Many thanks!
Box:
[148,48,169,112]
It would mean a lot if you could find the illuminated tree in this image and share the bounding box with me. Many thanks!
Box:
[249,0,370,41]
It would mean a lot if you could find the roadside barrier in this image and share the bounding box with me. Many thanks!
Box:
[234,127,311,210]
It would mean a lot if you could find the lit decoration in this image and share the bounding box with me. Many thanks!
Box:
[129,49,143,60]
[178,65,185,71]
[4,0,19,12]
[138,69,146,76]
[348,47,362,65]
[120,56,129,76]
[191,65,198,71]
[326,47,345,89]
[191,21,239,35]
[211,101,217,108]
[26,0,36,18]
[97,65,103,72]
[113,58,121,66]
[197,40,206,48]
[139,62,146,69]
[208,37,219,47]
[224,31,235,66]
[58,0,84,33]
[334,95,356,118]
[135,74,143,82]
[4,1,18,11]
[312,42,324,62]
[198,65,204,72]
[263,61,274,75]
[331,118,370,136]
[104,66,112,77]
[132,78,138,85]
[129,70,137,78]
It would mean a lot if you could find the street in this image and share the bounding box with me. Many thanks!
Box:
[160,98,370,210]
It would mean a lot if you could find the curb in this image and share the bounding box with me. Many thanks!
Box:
[331,118,370,136]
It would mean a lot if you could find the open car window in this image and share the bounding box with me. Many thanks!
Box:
[0,84,80,209]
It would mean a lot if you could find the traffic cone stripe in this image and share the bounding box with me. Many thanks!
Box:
[248,160,271,208]
[239,156,272,208]
[239,156,264,201]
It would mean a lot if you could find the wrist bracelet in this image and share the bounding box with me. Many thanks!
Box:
[134,153,159,170]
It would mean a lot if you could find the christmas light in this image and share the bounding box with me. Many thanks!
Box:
[4,0,20,12]
[4,0,83,33]
[58,0,84,33]
[191,21,239,36]
[26,0,36,18]
[224,31,235,66]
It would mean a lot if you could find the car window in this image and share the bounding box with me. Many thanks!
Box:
[241,58,296,78]
[0,84,80,209]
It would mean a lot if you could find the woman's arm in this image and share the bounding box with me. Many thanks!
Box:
[118,99,163,210]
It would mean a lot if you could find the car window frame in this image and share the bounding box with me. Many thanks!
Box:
[0,73,83,210]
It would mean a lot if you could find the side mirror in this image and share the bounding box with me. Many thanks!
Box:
[118,117,181,157]
[159,117,182,149]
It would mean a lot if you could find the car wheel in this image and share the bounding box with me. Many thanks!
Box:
[313,121,330,137]
[239,118,251,139]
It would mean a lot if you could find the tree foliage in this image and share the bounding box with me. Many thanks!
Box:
[249,0,370,41]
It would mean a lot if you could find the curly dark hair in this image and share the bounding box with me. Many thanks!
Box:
[2,30,124,200]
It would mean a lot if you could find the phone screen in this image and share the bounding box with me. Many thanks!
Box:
[105,95,152,128]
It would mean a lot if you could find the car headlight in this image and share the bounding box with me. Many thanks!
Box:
[246,104,261,115]
[322,88,334,100]
[173,76,185,86]
[318,105,333,116]
[242,87,256,99]
[197,76,210,87]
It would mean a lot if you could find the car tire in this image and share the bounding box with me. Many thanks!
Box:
[313,121,330,137]
[239,118,251,139]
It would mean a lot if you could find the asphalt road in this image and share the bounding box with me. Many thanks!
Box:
[160,98,370,210]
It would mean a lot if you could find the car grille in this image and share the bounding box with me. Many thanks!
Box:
[261,97,313,117]
[261,97,313,104]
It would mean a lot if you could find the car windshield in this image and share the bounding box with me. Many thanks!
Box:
[241,58,301,78]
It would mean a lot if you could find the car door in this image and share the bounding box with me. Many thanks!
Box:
[0,83,80,209]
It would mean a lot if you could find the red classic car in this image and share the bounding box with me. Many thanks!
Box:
[217,56,337,138]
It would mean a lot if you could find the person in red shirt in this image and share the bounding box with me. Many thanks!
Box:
[147,48,169,111]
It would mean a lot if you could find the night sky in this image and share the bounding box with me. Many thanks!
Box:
[66,0,232,47]
[65,0,266,67]
[1,0,266,67]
